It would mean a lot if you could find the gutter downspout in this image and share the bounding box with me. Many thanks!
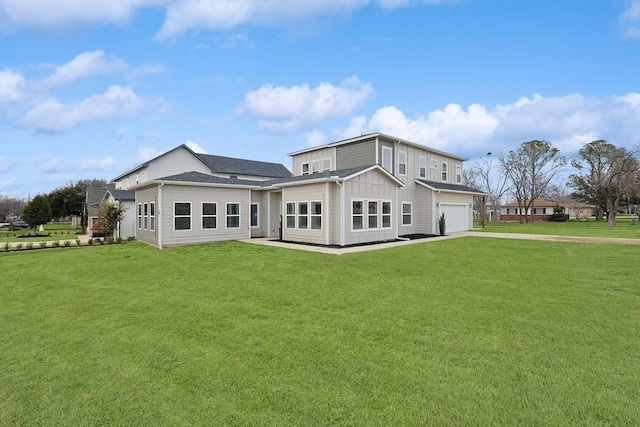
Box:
[333,177,345,247]
[158,182,164,249]
[325,181,330,246]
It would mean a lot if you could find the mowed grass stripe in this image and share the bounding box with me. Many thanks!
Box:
[1,238,639,425]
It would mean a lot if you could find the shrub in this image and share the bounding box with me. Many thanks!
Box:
[88,238,94,246]
[26,242,33,250]
[75,238,81,246]
[2,241,9,252]
[127,236,136,242]
[40,242,47,249]
[52,240,60,248]
[116,236,123,244]
[64,240,72,247]
[106,237,114,245]
[15,243,22,251]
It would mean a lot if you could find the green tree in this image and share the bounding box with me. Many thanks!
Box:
[21,195,52,231]
[568,140,639,226]
[97,200,125,239]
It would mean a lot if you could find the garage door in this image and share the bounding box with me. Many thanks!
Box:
[440,204,468,232]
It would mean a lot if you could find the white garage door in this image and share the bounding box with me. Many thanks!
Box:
[440,204,468,232]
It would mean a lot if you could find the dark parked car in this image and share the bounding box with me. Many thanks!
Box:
[12,220,30,229]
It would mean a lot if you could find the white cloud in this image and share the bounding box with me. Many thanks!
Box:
[136,147,163,162]
[114,127,130,140]
[619,0,640,38]
[240,75,375,131]
[36,50,127,90]
[305,129,327,147]
[127,63,167,80]
[81,157,115,171]
[0,69,27,102]
[336,92,640,156]
[184,140,208,153]
[22,85,150,132]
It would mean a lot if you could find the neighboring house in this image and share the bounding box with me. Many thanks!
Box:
[563,202,595,220]
[85,184,115,237]
[113,133,486,248]
[103,189,136,239]
[500,199,558,222]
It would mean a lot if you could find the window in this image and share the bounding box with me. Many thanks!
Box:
[143,203,148,230]
[456,165,462,183]
[402,202,412,226]
[302,163,309,175]
[202,202,217,229]
[302,158,330,175]
[298,202,308,229]
[311,162,320,174]
[226,203,240,228]
[368,201,378,229]
[382,202,392,228]
[251,203,259,228]
[174,202,191,231]
[382,146,392,173]
[419,155,427,178]
[430,158,438,169]
[441,162,448,181]
[150,202,155,232]
[137,203,142,229]
[322,158,331,172]
[286,202,296,228]
[311,201,322,230]
[352,200,364,230]
[398,150,407,176]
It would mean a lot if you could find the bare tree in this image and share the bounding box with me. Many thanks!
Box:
[500,140,566,223]
[466,153,510,225]
[568,140,639,227]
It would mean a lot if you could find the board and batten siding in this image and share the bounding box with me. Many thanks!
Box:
[291,147,334,176]
[160,185,250,247]
[135,186,159,246]
[343,169,397,246]
[436,191,474,232]
[282,182,327,245]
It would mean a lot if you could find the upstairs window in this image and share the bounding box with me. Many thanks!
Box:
[419,155,427,178]
[398,150,407,176]
[302,163,310,175]
[456,165,462,183]
[430,158,438,169]
[382,146,392,173]
[441,162,448,182]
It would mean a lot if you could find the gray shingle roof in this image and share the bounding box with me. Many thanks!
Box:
[159,171,265,186]
[193,152,291,178]
[259,165,374,186]
[416,179,487,194]
[107,189,135,201]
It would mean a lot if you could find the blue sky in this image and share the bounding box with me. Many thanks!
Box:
[1,0,639,198]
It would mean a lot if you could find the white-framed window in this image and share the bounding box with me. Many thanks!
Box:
[430,158,438,169]
[286,202,296,228]
[368,201,378,229]
[143,203,148,230]
[298,202,308,229]
[226,203,240,228]
[419,155,427,178]
[174,202,191,231]
[382,146,392,173]
[251,203,259,228]
[352,199,392,231]
[402,202,412,226]
[310,201,322,230]
[398,150,407,176]
[149,202,155,232]
[302,158,331,175]
[137,203,142,229]
[382,202,392,228]
[456,165,462,183]
[202,202,217,229]
[441,162,448,181]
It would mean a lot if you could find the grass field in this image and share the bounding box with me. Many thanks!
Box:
[1,238,639,425]
[0,223,82,243]
[477,217,640,239]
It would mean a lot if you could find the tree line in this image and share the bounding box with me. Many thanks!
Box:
[466,139,640,227]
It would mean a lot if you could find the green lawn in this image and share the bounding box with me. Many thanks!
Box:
[0,223,82,243]
[1,239,639,425]
[477,217,640,239]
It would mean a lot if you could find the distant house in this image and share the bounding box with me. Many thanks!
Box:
[500,199,558,222]
[109,133,486,248]
[85,185,115,237]
[562,202,595,220]
[103,189,136,239]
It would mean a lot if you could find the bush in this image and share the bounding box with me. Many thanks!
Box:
[2,241,9,252]
[26,242,33,250]
[88,238,94,246]
[52,241,60,248]
[15,243,22,251]
[75,238,81,246]
[64,240,72,247]
[116,236,123,244]
[127,236,136,242]
[40,242,47,249]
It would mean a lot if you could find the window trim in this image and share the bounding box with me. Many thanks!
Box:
[456,165,462,184]
[441,161,448,182]
[143,202,148,230]
[419,155,427,179]
[225,202,241,229]
[402,202,412,227]
[381,146,393,173]
[202,202,217,230]
[398,150,407,176]
[351,198,393,232]
[286,202,296,229]
[302,158,331,175]
[149,202,155,232]
[137,203,142,229]
[297,201,308,229]
[174,201,192,231]
[310,200,322,230]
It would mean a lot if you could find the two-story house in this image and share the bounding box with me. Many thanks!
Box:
[111,133,484,248]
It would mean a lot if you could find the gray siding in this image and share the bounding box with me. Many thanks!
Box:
[336,140,376,170]
[281,182,327,245]
[291,147,334,177]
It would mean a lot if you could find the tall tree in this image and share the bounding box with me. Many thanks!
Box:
[21,195,52,231]
[568,140,639,227]
[465,153,511,225]
[48,178,108,220]
[500,140,566,223]
[97,200,125,239]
